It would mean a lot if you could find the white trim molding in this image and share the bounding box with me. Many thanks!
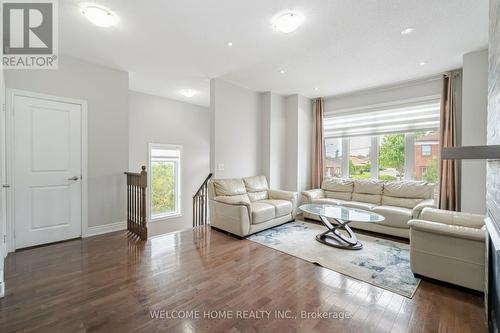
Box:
[84,221,126,237]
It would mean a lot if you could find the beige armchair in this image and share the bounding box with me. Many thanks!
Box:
[208,176,298,237]
[408,208,486,291]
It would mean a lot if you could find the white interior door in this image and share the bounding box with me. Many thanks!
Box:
[13,94,82,249]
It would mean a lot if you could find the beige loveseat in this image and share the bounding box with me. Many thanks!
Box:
[208,176,298,237]
[408,208,486,291]
[302,178,436,238]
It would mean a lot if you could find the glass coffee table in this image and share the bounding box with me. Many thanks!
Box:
[299,204,385,250]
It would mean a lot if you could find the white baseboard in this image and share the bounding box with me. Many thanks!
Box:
[84,221,127,237]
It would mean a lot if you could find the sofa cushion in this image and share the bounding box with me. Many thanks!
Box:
[341,201,376,211]
[352,193,382,205]
[213,178,247,196]
[251,202,275,224]
[325,190,352,201]
[248,191,268,202]
[258,199,292,218]
[383,180,433,199]
[311,198,345,206]
[322,178,353,192]
[372,205,413,229]
[382,196,424,209]
[353,179,384,194]
[243,175,269,192]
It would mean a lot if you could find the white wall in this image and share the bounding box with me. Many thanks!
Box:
[461,49,488,214]
[297,95,313,194]
[210,78,263,178]
[129,91,210,235]
[283,94,313,195]
[285,95,299,191]
[5,55,129,228]
[262,92,287,189]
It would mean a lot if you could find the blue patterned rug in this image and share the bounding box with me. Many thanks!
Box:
[247,221,420,298]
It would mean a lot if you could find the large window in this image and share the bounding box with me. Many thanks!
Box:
[349,136,372,179]
[323,95,441,192]
[149,144,181,220]
[325,138,344,178]
[379,133,405,180]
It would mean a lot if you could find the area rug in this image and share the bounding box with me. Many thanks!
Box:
[247,221,420,298]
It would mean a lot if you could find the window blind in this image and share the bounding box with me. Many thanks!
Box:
[324,95,441,138]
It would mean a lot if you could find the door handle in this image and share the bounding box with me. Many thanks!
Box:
[67,176,79,181]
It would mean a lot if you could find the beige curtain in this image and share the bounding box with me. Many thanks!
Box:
[438,73,458,211]
[312,98,325,188]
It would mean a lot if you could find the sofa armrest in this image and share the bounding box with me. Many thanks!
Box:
[268,189,298,218]
[412,199,436,219]
[301,189,324,203]
[408,219,486,242]
[214,196,251,211]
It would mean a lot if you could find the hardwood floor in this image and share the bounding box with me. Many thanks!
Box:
[0,224,487,332]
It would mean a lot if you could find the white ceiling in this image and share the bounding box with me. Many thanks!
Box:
[61,0,489,107]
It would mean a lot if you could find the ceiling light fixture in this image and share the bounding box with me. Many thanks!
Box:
[272,10,305,33]
[81,4,118,27]
[279,69,286,74]
[419,61,427,66]
[314,87,319,91]
[400,27,415,35]
[179,89,198,98]
[226,41,233,47]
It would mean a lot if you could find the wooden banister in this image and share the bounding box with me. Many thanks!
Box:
[193,173,213,227]
[125,166,148,240]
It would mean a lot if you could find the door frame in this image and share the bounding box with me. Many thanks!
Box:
[5,89,88,252]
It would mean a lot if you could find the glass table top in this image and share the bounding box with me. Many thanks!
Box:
[299,204,385,223]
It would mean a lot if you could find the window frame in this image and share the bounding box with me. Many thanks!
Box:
[421,144,432,156]
[324,130,437,181]
[147,143,182,222]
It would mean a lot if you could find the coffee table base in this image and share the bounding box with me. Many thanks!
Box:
[316,216,363,250]
[315,231,363,250]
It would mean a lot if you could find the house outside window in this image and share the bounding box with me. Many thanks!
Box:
[148,144,182,220]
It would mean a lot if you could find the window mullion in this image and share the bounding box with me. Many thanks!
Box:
[404,133,415,180]
[342,138,349,178]
[371,136,379,179]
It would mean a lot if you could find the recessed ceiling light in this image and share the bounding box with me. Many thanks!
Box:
[226,41,233,47]
[179,89,198,98]
[314,87,319,91]
[419,61,427,66]
[401,27,415,35]
[279,69,286,74]
[272,10,305,33]
[81,4,118,27]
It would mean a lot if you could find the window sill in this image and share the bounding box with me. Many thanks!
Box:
[149,213,183,223]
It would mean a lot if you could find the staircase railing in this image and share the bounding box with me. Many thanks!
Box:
[193,173,213,227]
[125,166,148,240]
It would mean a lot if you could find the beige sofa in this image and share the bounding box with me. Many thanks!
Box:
[301,178,436,238]
[208,176,298,237]
[408,208,486,291]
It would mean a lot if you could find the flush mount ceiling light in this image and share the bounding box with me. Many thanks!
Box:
[279,69,286,74]
[400,27,415,35]
[272,10,304,33]
[226,41,233,47]
[314,87,319,91]
[179,89,198,98]
[419,61,427,66]
[81,4,118,27]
